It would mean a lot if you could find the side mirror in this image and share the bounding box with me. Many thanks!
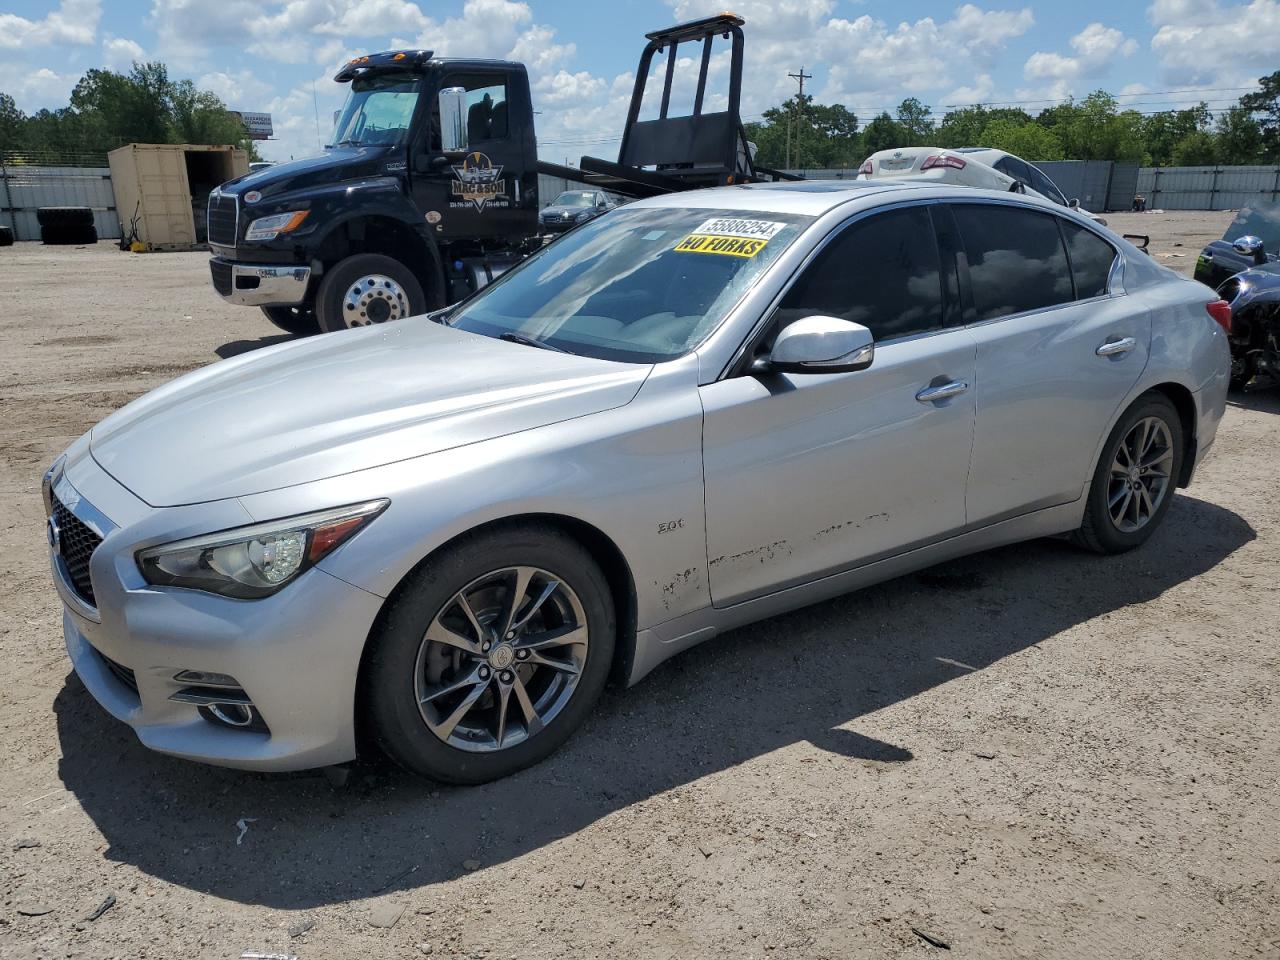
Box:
[1068,198,1080,209]
[438,86,468,152]
[1233,235,1267,264]
[753,316,874,375]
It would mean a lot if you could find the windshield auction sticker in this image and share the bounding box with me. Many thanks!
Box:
[675,217,786,258]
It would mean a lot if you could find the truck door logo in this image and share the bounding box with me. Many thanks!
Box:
[450,151,507,212]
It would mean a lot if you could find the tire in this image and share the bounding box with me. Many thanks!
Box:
[1073,393,1184,555]
[36,206,94,228]
[260,304,320,336]
[314,253,426,333]
[0,226,12,247]
[362,524,616,784]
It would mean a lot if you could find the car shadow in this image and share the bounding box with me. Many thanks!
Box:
[54,494,1254,909]
[1227,384,1280,414]
[214,334,298,360]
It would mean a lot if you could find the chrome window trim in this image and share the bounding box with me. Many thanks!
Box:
[715,196,973,381]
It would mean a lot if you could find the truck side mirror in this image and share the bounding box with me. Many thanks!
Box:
[1068,198,1080,209]
[439,86,468,152]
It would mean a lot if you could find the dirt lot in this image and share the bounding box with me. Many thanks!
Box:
[2,211,1278,960]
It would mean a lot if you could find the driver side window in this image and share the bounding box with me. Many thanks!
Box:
[431,76,508,149]
[771,206,946,344]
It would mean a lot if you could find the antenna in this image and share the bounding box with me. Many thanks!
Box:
[312,81,322,149]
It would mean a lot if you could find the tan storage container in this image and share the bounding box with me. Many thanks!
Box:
[108,144,248,251]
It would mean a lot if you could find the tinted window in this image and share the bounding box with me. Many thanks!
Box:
[775,206,944,342]
[1062,220,1116,298]
[953,205,1073,320]
[1025,164,1068,205]
[994,156,1030,181]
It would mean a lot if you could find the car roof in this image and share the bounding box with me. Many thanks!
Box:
[626,178,1082,218]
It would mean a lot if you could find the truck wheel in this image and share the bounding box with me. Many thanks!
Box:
[315,254,426,333]
[260,305,320,336]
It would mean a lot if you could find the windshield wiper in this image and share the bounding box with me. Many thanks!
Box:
[498,331,570,354]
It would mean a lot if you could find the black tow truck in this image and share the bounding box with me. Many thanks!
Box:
[206,14,797,334]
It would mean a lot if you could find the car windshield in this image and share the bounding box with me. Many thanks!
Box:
[553,192,595,207]
[329,75,419,147]
[446,207,813,362]
[1222,202,1280,252]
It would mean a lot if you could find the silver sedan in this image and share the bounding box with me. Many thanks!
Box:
[44,181,1231,783]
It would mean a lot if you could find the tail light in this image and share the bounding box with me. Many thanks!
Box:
[1206,299,1232,334]
[858,159,873,176]
[921,154,966,171]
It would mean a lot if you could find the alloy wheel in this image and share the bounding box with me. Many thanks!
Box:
[342,274,410,326]
[413,566,589,752]
[1107,416,1174,533]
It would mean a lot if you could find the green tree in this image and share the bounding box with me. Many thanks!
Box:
[1143,103,1210,166]
[1238,70,1280,162]
[861,112,906,156]
[978,118,1064,160]
[1215,106,1265,164]
[895,97,934,146]
[0,93,25,152]
[745,94,860,169]
[1170,130,1219,166]
[936,105,1032,148]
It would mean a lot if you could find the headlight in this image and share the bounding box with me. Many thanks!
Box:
[244,210,309,242]
[137,500,387,599]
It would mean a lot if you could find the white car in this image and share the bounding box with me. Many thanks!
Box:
[858,146,1108,226]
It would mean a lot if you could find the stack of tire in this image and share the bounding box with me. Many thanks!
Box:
[38,207,98,245]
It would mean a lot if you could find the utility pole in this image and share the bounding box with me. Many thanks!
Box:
[788,66,811,171]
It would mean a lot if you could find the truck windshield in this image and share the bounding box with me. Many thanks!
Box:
[330,75,420,147]
[553,192,596,207]
[445,207,813,363]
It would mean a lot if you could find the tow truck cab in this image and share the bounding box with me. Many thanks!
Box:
[208,51,539,333]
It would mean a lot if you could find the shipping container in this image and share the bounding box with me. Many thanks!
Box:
[107,144,247,251]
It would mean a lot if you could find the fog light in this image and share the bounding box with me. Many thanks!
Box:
[204,702,254,727]
[174,670,240,687]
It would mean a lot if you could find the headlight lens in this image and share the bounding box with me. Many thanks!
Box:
[137,500,387,599]
[244,210,309,242]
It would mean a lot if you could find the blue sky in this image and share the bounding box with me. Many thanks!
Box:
[2,0,1277,162]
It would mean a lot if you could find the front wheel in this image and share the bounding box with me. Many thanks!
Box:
[362,525,616,784]
[315,253,427,333]
[1073,393,1184,554]
[260,304,320,336]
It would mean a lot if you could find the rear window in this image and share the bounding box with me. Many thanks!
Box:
[1061,220,1116,299]
[952,205,1073,321]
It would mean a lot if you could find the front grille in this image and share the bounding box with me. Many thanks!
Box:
[207,192,238,247]
[52,494,103,606]
[210,258,232,296]
[98,650,138,693]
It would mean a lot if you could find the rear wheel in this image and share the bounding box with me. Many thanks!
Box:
[315,253,426,333]
[260,304,320,336]
[1073,393,1184,554]
[363,525,615,784]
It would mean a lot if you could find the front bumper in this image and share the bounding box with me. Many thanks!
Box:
[210,257,312,308]
[49,450,384,772]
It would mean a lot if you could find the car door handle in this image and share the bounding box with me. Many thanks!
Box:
[915,380,969,404]
[1096,336,1137,357]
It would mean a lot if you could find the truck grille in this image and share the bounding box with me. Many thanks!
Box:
[210,258,233,297]
[207,192,238,247]
[52,494,103,606]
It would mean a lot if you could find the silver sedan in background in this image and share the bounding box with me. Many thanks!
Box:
[45,180,1230,783]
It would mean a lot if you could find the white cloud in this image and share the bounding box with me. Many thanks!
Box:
[0,62,80,111]
[102,35,146,70]
[1148,0,1280,84]
[0,0,101,49]
[1022,22,1139,100]
[197,70,276,109]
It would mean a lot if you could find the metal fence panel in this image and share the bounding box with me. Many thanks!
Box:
[1107,163,1140,212]
[0,165,120,240]
[1137,165,1280,210]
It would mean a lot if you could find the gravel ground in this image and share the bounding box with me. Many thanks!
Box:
[2,212,1278,960]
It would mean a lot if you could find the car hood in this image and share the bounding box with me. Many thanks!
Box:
[540,205,589,217]
[221,145,395,202]
[90,320,650,507]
